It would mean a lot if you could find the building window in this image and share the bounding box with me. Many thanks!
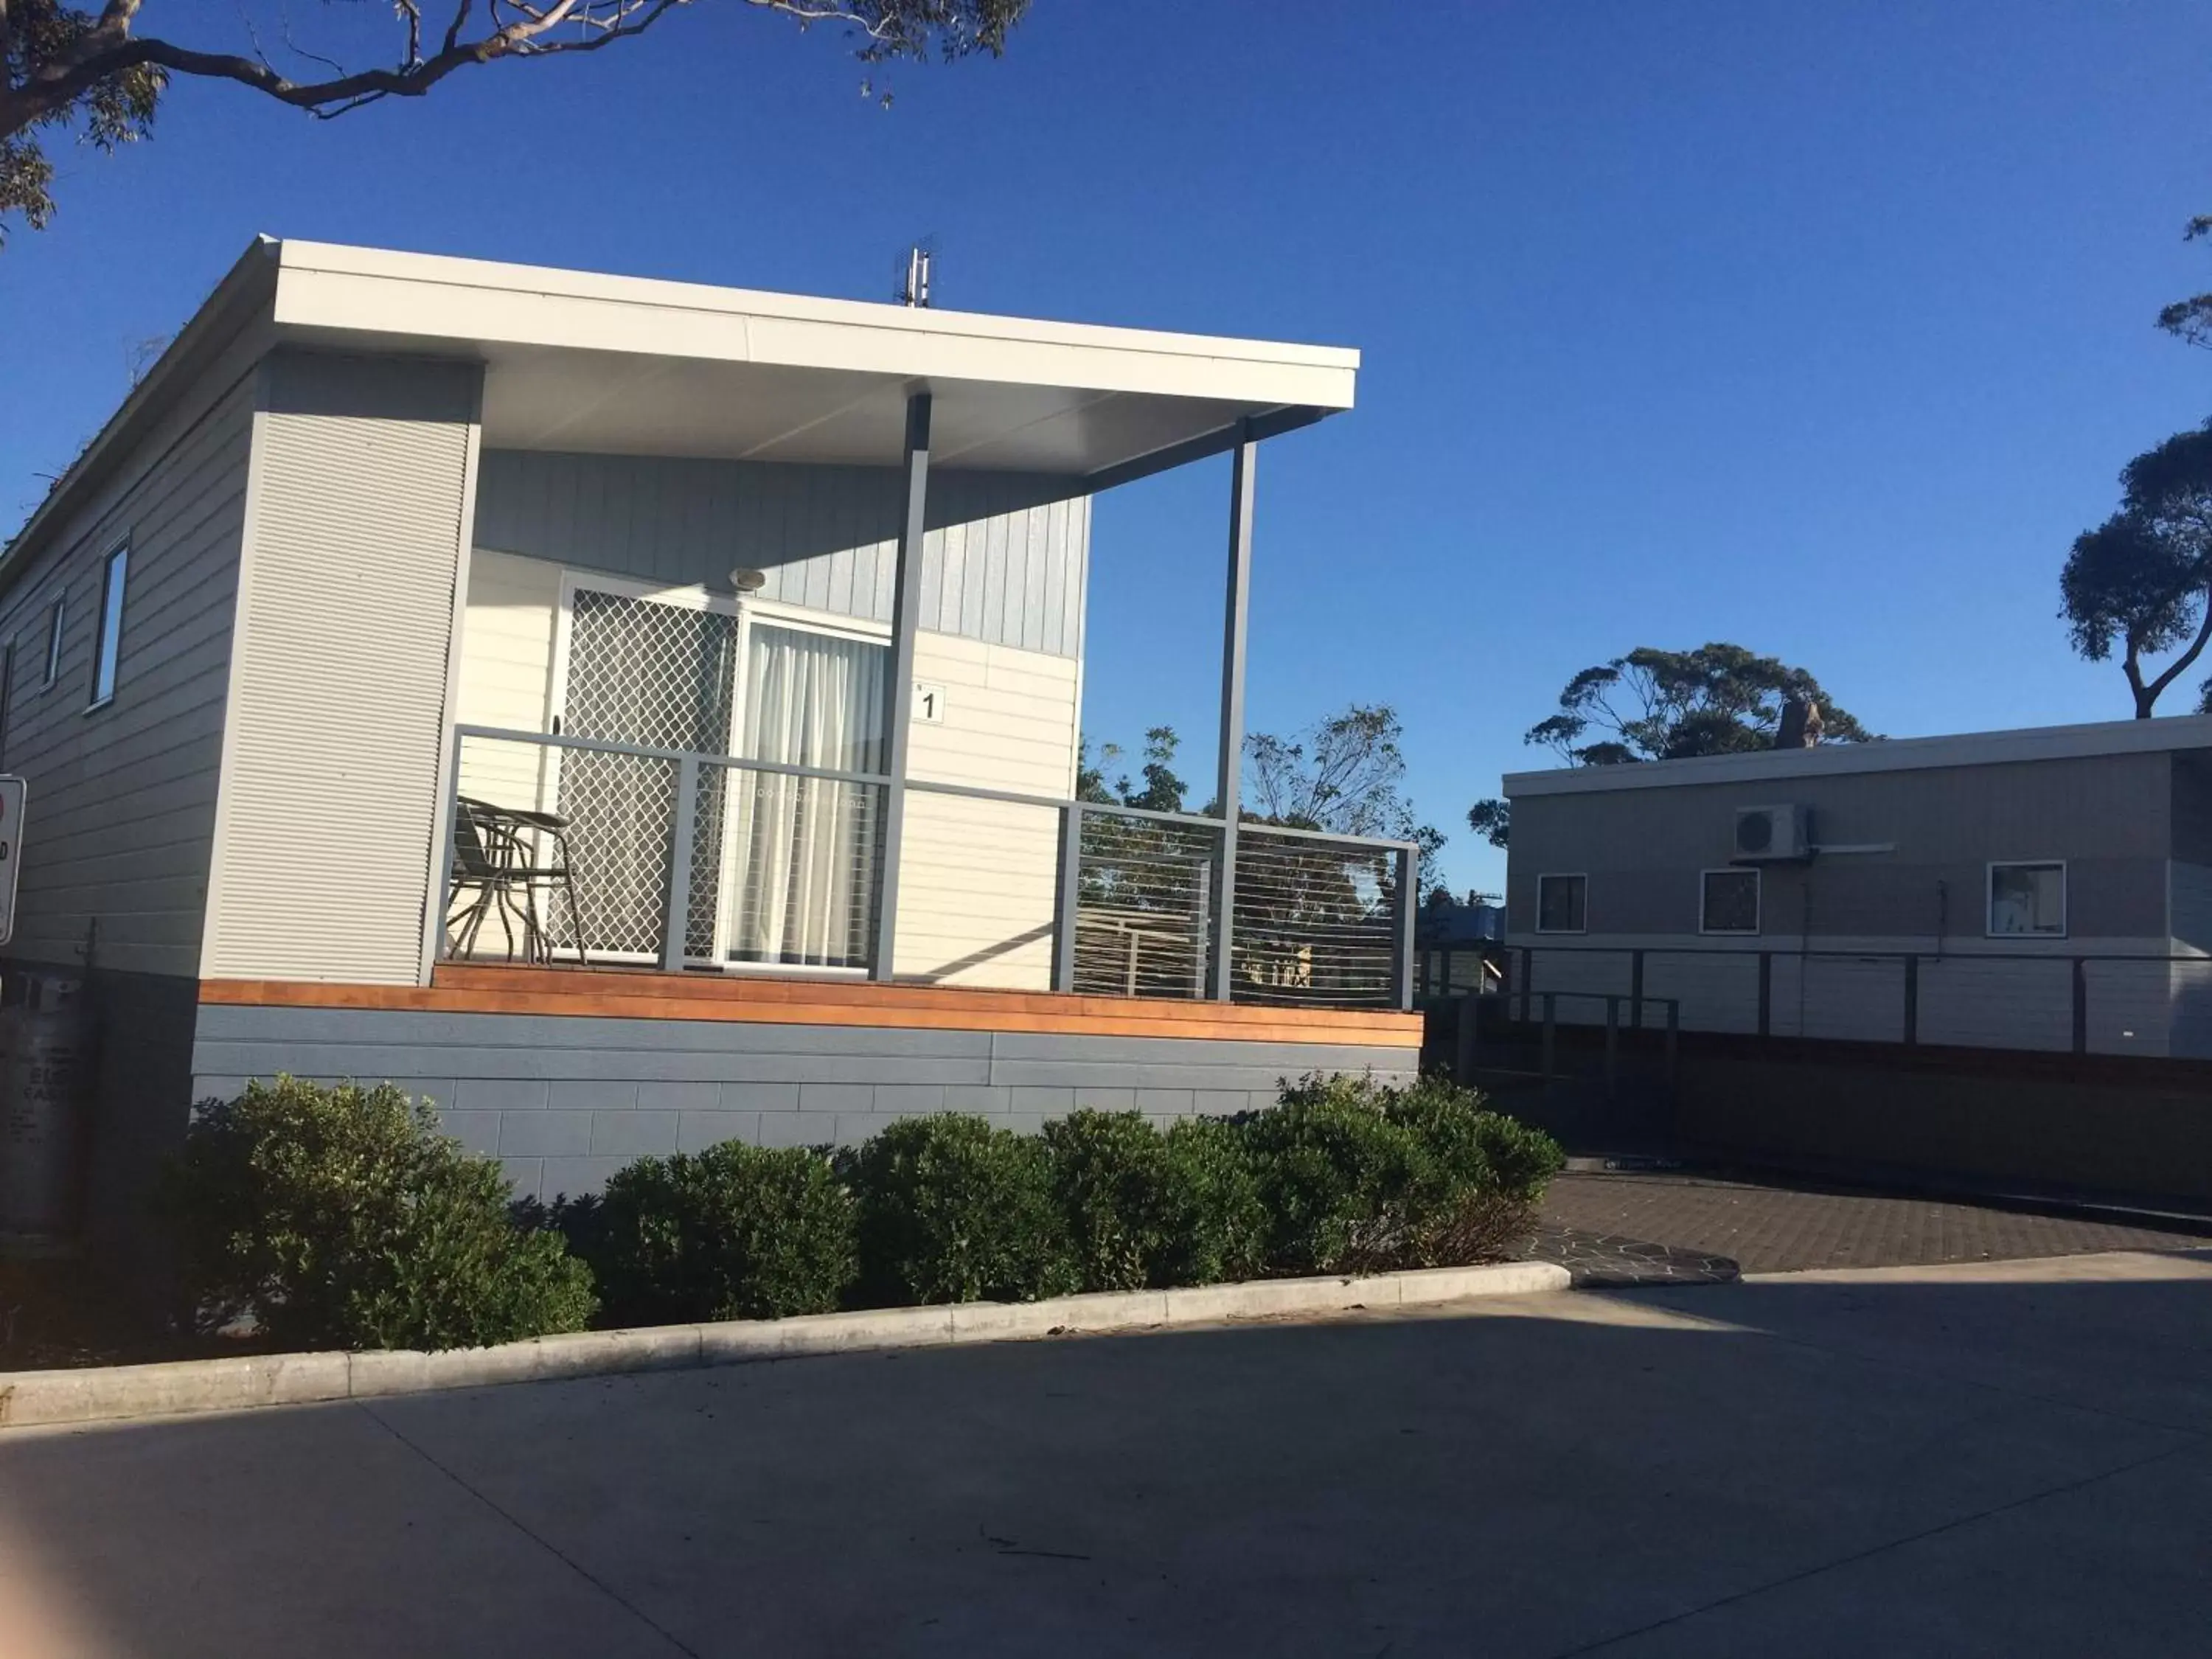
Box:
[39,596,63,689]
[1701,868,1761,934]
[1537,873,1587,933]
[88,543,128,709]
[1989,862,2065,937]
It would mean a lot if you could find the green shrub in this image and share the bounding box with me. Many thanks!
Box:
[841,1114,1078,1305]
[1159,1115,1267,1285]
[160,1077,596,1352]
[1240,1074,1561,1275]
[1044,1110,1175,1291]
[580,1143,858,1324]
[1379,1074,1564,1262]
[1241,1076,1438,1275]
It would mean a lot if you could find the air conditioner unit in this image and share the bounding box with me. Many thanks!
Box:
[1733,804,1811,863]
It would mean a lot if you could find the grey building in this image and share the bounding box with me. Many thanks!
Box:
[0,238,1424,1256]
[1501,716,2212,1057]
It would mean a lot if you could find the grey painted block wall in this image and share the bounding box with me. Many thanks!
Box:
[192,1004,1417,1202]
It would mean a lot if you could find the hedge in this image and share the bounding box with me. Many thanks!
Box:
[161,1074,1561,1351]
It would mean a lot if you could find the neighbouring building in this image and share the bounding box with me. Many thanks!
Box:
[1500,715,2212,1058]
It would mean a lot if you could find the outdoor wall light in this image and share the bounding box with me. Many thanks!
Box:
[728,568,768,594]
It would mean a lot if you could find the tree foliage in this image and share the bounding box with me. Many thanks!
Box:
[2156,215,2212,349]
[2059,420,2212,717]
[1521,643,1868,766]
[0,1,1028,242]
[1464,644,1867,849]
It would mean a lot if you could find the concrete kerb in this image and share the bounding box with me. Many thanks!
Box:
[0,1260,1571,1431]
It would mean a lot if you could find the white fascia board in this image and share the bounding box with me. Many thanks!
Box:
[1503,713,2212,799]
[268,240,1358,408]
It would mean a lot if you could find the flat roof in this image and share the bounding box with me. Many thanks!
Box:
[7,237,1358,575]
[268,240,1358,472]
[1503,713,2212,798]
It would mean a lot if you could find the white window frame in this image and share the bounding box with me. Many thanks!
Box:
[1699,866,1761,935]
[543,572,891,974]
[38,594,64,690]
[1986,860,2067,939]
[87,540,128,712]
[1535,872,1587,935]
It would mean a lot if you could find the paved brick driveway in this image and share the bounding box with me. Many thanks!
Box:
[1540,1172,2211,1274]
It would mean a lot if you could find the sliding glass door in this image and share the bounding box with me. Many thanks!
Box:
[723,622,886,969]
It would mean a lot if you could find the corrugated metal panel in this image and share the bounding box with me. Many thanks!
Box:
[0,374,257,977]
[202,354,480,983]
[473,451,1091,658]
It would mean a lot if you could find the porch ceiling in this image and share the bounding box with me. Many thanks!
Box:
[265,240,1360,478]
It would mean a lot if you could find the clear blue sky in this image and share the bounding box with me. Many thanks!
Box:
[6,3,2211,898]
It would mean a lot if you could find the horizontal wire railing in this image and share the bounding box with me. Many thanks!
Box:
[1500,941,2212,1059]
[439,725,1419,1009]
[1230,827,1403,1009]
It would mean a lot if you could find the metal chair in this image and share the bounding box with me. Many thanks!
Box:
[446,798,588,965]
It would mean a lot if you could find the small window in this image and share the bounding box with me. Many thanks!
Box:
[39,596,63,689]
[1989,862,2065,937]
[1701,868,1761,934]
[88,543,128,709]
[1537,873,1587,933]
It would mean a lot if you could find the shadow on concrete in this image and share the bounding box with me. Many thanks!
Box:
[1,1251,2209,1658]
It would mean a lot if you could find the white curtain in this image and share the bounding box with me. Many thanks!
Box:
[728,623,886,966]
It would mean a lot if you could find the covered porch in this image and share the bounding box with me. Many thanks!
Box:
[309,243,1418,1015]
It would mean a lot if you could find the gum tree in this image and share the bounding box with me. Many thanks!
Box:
[2059,420,2212,717]
[1,1,1028,242]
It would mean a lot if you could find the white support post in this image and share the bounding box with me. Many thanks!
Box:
[661,754,700,974]
[872,391,931,981]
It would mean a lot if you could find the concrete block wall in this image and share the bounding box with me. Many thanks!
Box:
[192,1004,1418,1202]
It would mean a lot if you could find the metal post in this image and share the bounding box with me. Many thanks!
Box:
[1604,994,1619,1099]
[1455,990,1478,1082]
[426,734,465,974]
[2071,956,2087,1054]
[1190,858,1212,998]
[1902,954,1919,1046]
[1629,949,1645,1032]
[1757,950,1773,1040]
[661,754,700,974]
[1665,998,1680,1093]
[870,391,931,982]
[1208,425,1256,1002]
[1540,992,1557,1080]
[1391,845,1417,1012]
[1519,947,1534,1024]
[1051,801,1082,993]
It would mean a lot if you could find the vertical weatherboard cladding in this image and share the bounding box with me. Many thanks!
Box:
[201,351,482,984]
[470,450,1092,659]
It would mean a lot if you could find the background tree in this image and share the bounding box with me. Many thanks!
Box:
[1464,643,1868,849]
[2155,215,2212,348]
[2059,420,2212,717]
[1520,643,1867,766]
[1,1,1026,243]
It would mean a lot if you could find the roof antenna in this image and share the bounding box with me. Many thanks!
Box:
[896,241,934,308]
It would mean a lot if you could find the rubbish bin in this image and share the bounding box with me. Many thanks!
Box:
[0,974,91,1246]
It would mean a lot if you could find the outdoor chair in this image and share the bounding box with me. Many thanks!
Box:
[446,798,588,966]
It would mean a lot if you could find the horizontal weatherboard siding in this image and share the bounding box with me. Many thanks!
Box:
[0,372,256,978]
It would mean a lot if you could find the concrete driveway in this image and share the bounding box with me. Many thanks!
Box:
[3,1250,2208,1658]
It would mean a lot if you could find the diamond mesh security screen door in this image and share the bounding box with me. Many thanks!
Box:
[557,588,737,960]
